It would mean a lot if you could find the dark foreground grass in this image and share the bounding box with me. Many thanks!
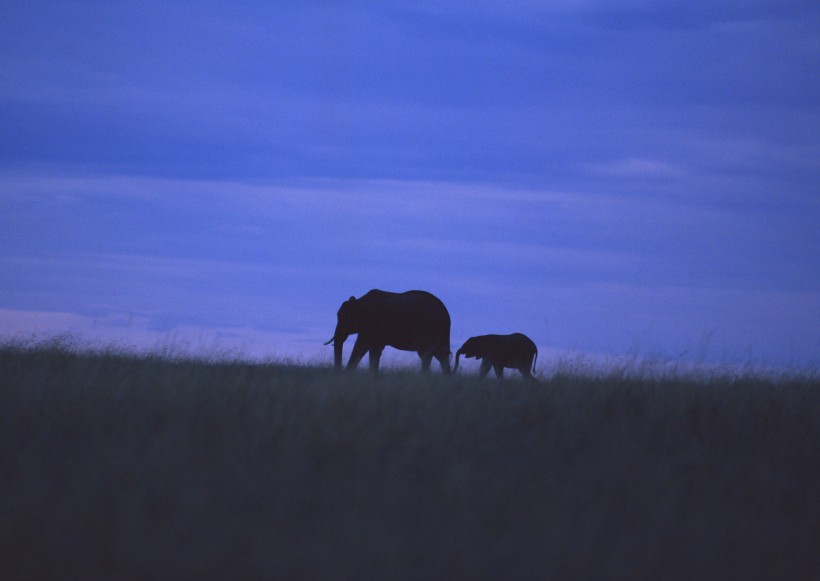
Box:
[1,342,819,580]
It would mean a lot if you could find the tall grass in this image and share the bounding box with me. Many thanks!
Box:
[1,339,818,579]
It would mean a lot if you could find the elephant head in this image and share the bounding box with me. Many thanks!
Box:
[452,336,493,374]
[324,296,359,368]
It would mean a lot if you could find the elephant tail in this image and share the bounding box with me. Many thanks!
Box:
[452,350,463,374]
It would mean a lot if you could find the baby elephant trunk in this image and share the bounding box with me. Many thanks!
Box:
[452,349,463,374]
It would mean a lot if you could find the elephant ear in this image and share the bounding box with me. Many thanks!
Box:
[339,296,356,312]
[459,339,479,358]
[341,296,359,321]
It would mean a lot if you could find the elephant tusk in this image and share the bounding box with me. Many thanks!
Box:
[323,337,335,346]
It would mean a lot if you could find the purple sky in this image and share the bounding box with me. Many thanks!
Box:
[1,2,818,370]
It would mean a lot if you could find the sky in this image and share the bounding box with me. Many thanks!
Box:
[1,1,818,371]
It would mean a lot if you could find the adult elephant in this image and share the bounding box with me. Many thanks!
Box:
[452,333,538,380]
[324,289,452,373]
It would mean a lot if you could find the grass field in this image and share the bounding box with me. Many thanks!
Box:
[1,339,819,579]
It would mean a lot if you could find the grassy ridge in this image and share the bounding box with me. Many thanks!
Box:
[1,342,819,579]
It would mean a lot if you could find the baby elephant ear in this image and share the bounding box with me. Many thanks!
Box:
[348,296,356,302]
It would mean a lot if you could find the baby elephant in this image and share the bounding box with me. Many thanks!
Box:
[453,333,538,379]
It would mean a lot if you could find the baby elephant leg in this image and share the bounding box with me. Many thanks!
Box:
[519,366,534,380]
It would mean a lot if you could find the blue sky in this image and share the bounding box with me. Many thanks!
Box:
[1,1,818,369]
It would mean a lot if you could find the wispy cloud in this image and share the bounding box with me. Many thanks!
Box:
[585,157,687,178]
[0,308,327,362]
[3,1,815,183]
[2,170,818,366]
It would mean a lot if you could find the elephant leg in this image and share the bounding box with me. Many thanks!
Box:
[419,351,434,372]
[347,336,369,370]
[435,347,451,374]
[369,346,384,372]
[494,364,504,379]
[519,366,533,380]
[479,359,492,378]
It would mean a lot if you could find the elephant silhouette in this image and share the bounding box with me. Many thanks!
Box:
[453,333,538,379]
[325,289,452,373]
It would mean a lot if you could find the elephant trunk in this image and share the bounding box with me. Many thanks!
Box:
[453,349,463,374]
[326,329,349,369]
[334,338,344,369]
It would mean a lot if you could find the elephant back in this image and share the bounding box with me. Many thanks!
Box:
[358,289,451,350]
